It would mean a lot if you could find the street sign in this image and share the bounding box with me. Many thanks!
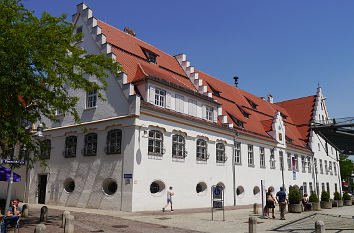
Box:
[124,173,133,179]
[1,159,25,165]
[213,186,222,199]
[213,200,223,209]
[211,185,224,221]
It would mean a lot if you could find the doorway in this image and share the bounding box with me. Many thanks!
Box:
[38,174,47,204]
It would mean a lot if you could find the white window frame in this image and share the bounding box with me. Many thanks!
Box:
[287,153,292,171]
[234,142,241,165]
[279,151,284,170]
[314,158,318,174]
[294,154,299,171]
[334,163,337,176]
[216,143,226,163]
[205,105,214,121]
[270,149,276,169]
[86,90,97,108]
[248,145,254,166]
[329,161,333,175]
[319,159,323,174]
[196,139,208,160]
[301,156,306,173]
[172,134,186,158]
[260,147,265,168]
[154,88,166,107]
[307,157,312,173]
[324,160,328,175]
[148,130,164,155]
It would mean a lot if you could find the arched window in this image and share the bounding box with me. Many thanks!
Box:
[172,134,186,158]
[41,139,51,159]
[106,129,122,154]
[148,130,163,155]
[216,143,226,163]
[196,139,208,160]
[65,136,77,158]
[84,133,97,156]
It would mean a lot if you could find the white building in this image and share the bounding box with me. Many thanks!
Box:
[4,3,341,212]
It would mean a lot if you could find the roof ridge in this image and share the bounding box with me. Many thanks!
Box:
[276,95,316,104]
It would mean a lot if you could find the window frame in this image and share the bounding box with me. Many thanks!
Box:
[154,89,166,107]
[86,90,97,108]
[270,148,276,169]
[172,134,186,158]
[148,130,164,156]
[248,144,254,166]
[205,105,214,121]
[41,139,51,160]
[216,142,226,163]
[260,147,265,168]
[84,133,97,156]
[64,136,77,158]
[287,153,292,171]
[196,139,208,161]
[106,129,122,154]
[234,142,241,165]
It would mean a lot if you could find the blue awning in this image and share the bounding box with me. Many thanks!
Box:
[0,165,21,182]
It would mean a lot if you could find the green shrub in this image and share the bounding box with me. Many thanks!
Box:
[321,190,330,202]
[309,191,319,203]
[343,192,351,200]
[289,188,301,204]
[333,191,342,200]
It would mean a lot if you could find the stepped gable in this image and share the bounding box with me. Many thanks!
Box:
[197,70,310,150]
[97,20,196,91]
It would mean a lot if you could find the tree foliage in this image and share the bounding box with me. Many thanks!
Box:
[339,154,354,180]
[0,0,121,166]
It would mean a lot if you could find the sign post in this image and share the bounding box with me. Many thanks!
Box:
[261,180,265,218]
[211,185,224,221]
[292,157,296,180]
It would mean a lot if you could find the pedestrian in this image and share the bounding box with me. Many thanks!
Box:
[1,199,22,233]
[265,187,276,219]
[276,187,288,220]
[162,186,174,212]
[302,193,311,211]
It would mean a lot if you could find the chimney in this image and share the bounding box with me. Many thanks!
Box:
[124,27,136,37]
[233,76,239,87]
[267,94,273,103]
[260,97,265,100]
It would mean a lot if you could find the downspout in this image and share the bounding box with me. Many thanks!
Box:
[232,132,239,206]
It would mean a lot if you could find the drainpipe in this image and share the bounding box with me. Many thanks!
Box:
[232,132,239,206]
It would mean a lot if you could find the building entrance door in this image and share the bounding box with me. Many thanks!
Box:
[38,174,47,204]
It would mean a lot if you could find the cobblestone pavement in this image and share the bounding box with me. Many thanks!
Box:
[16,208,202,233]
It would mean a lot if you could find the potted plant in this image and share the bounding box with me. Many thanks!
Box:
[333,191,343,207]
[288,188,302,213]
[309,191,320,210]
[343,192,352,206]
[320,190,332,209]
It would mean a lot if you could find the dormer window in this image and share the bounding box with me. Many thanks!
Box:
[228,112,244,128]
[278,133,283,141]
[280,112,287,120]
[285,136,293,144]
[155,89,166,107]
[141,47,158,64]
[245,97,257,110]
[237,106,250,118]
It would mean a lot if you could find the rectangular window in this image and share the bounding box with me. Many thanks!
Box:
[270,149,275,169]
[303,182,307,195]
[175,94,184,113]
[302,156,306,173]
[87,90,97,108]
[260,147,265,168]
[248,145,254,166]
[188,99,197,116]
[294,154,299,171]
[234,142,241,165]
[335,183,338,192]
[329,161,333,175]
[279,151,284,170]
[205,105,214,121]
[314,158,318,174]
[324,160,328,175]
[321,183,325,192]
[154,89,166,107]
[326,182,330,194]
[287,153,292,171]
[334,163,337,176]
[316,183,319,195]
[319,159,323,174]
[308,157,312,173]
[309,182,313,193]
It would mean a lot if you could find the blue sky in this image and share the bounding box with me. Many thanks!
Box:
[23,0,354,119]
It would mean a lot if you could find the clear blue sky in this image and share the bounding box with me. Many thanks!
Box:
[23,0,354,118]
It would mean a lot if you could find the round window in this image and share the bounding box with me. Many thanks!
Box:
[150,180,165,194]
[102,178,118,195]
[196,182,207,193]
[236,186,244,196]
[64,178,75,193]
[253,186,260,195]
[217,182,225,190]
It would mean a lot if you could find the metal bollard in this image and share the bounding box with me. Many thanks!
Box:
[22,204,29,217]
[315,220,325,233]
[249,216,257,233]
[61,210,71,228]
[64,214,75,233]
[253,203,258,214]
[39,206,48,223]
[34,223,46,233]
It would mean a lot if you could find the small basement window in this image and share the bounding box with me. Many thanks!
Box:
[196,182,207,193]
[102,178,118,195]
[64,178,75,193]
[150,180,165,194]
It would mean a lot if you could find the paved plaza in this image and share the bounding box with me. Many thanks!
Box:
[11,204,354,232]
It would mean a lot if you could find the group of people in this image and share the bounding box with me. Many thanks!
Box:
[0,199,22,233]
[265,187,288,220]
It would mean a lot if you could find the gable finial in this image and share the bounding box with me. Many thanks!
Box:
[233,76,239,87]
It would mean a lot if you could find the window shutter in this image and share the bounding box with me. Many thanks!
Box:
[188,99,193,115]
[149,86,155,104]
[202,105,206,119]
[213,109,217,123]
[166,91,171,109]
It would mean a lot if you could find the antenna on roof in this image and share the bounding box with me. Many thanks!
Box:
[233,76,239,87]
[124,27,136,37]
[318,82,320,88]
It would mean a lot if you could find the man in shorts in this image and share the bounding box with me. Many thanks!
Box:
[1,199,22,233]
[162,186,174,212]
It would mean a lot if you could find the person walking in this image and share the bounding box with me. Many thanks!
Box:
[265,187,276,219]
[162,186,174,212]
[276,187,288,220]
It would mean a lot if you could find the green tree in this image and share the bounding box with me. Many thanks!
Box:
[339,154,354,180]
[0,0,121,166]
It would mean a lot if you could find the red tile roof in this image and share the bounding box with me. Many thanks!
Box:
[97,19,314,152]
